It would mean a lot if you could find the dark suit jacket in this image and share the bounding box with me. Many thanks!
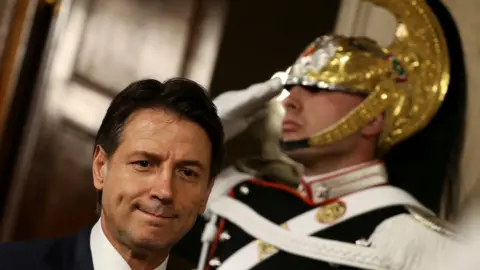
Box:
[0,227,94,270]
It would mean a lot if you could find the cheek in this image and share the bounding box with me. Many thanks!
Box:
[103,167,145,209]
[305,98,359,132]
[304,102,338,132]
[176,183,208,214]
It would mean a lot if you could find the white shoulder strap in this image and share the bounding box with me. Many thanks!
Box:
[209,186,430,270]
[203,166,253,218]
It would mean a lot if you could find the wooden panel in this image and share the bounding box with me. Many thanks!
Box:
[0,0,18,56]
[181,0,228,87]
[74,0,194,93]
[0,0,79,241]
[0,1,58,239]
[37,122,97,237]
[0,0,37,143]
[61,80,111,135]
[11,121,97,239]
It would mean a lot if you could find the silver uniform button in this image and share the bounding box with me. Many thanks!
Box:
[355,238,372,247]
[219,230,231,242]
[239,185,250,195]
[209,257,222,267]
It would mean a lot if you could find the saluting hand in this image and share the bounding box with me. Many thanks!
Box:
[213,77,283,142]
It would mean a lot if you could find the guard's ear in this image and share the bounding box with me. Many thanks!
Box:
[92,146,108,191]
[362,114,384,138]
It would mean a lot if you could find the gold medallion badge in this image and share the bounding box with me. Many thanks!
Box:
[257,223,288,259]
[316,201,347,224]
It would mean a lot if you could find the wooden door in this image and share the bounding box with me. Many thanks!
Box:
[0,0,226,241]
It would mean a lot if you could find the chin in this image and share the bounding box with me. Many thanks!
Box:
[122,223,176,250]
[281,134,305,142]
[132,231,175,251]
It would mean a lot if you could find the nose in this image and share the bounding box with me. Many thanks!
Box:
[150,166,174,203]
[282,86,305,111]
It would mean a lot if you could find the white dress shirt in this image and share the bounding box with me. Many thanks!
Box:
[90,219,168,270]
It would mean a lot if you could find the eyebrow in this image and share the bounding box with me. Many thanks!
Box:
[130,151,162,163]
[129,151,205,171]
[176,160,205,172]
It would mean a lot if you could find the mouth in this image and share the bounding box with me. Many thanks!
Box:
[136,205,177,220]
[282,119,301,132]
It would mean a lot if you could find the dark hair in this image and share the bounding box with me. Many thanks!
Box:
[94,78,225,212]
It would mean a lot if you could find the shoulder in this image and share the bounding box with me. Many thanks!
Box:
[370,209,459,270]
[0,238,56,267]
[0,232,84,269]
[0,237,57,254]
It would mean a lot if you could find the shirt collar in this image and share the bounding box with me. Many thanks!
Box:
[90,219,168,270]
[298,160,388,204]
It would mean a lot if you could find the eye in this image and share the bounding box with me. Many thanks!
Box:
[178,168,199,179]
[132,160,151,171]
[137,160,150,167]
[135,160,150,168]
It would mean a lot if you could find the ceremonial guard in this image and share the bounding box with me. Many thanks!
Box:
[172,0,466,269]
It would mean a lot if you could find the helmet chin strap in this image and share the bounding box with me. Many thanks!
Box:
[279,138,311,151]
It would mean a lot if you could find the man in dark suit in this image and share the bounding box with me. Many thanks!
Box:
[0,78,225,270]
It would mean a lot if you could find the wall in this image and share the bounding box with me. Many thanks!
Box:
[443,0,480,211]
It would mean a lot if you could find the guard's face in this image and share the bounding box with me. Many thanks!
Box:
[92,108,213,252]
[281,85,364,142]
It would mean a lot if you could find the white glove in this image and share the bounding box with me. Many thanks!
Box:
[213,77,283,142]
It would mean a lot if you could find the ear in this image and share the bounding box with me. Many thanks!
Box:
[198,177,216,215]
[361,114,384,138]
[92,145,108,192]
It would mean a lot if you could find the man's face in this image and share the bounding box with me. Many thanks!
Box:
[93,108,213,252]
[281,86,364,157]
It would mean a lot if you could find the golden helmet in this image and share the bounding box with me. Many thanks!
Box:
[278,0,450,155]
